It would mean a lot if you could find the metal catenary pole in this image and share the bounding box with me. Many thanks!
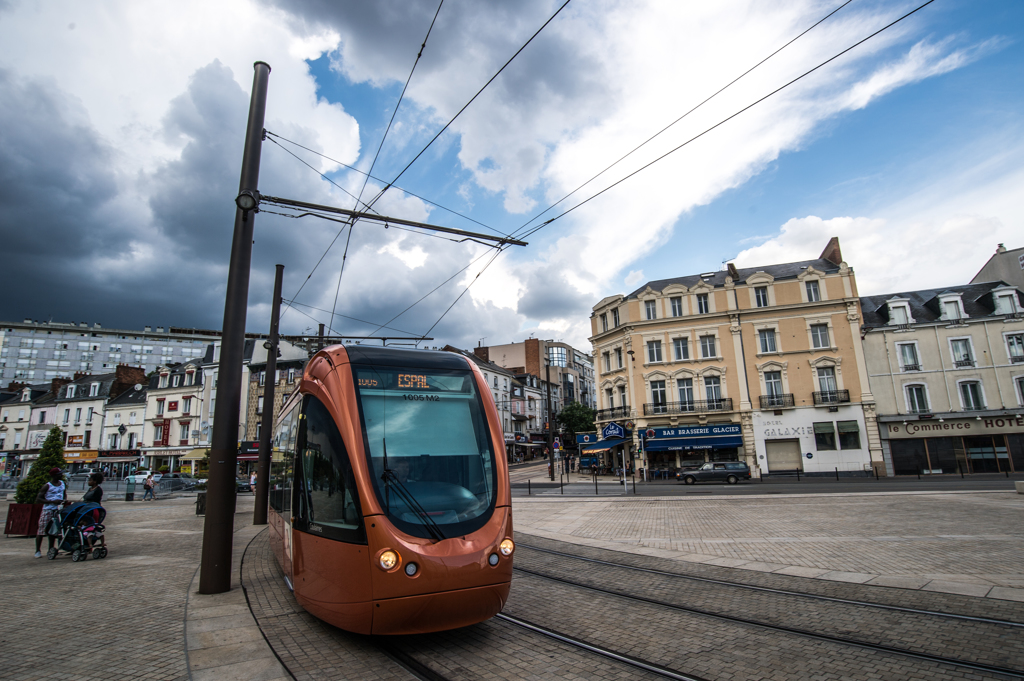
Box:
[199,61,270,594]
[253,264,283,525]
[545,359,555,481]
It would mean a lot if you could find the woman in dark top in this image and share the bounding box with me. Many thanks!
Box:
[83,472,104,504]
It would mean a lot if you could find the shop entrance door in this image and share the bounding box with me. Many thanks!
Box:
[964,436,1008,473]
[765,439,802,472]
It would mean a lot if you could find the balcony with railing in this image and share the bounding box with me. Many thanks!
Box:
[759,393,794,410]
[1010,355,1024,364]
[901,363,921,372]
[953,358,975,368]
[595,406,631,420]
[643,398,733,416]
[813,390,850,405]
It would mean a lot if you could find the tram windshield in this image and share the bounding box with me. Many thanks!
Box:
[353,365,498,540]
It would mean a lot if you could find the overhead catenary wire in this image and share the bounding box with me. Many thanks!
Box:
[508,0,854,241]
[415,246,508,346]
[516,0,937,242]
[281,298,423,337]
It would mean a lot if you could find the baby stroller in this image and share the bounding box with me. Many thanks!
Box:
[46,501,108,562]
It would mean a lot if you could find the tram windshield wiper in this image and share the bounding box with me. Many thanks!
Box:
[381,469,446,542]
[381,439,445,542]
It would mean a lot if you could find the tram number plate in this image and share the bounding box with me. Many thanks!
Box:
[403,393,440,401]
[309,524,323,533]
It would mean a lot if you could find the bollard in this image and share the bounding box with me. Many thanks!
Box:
[594,472,598,496]
[796,468,801,482]
[958,462,964,479]
[835,467,839,481]
[874,466,879,481]
[560,474,564,495]
[632,474,636,495]
[528,480,531,496]
[917,471,921,480]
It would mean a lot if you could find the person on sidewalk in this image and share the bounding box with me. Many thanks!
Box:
[82,472,104,504]
[142,474,155,501]
[34,468,67,558]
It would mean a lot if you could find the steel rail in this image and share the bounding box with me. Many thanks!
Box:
[514,566,1024,679]
[259,195,528,247]
[495,613,708,681]
[516,543,1024,628]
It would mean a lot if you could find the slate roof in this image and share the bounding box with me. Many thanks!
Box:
[860,282,1024,328]
[56,372,120,402]
[107,384,147,407]
[627,258,840,299]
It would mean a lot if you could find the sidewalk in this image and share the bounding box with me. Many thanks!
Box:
[511,489,1024,602]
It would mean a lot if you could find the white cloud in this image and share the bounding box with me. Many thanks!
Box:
[624,270,644,287]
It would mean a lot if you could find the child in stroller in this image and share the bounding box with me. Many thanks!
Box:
[46,501,108,562]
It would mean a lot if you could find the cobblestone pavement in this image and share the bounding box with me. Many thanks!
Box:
[0,495,252,681]
[512,491,1024,599]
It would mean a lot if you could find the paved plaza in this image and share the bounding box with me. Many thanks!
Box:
[1,486,1022,679]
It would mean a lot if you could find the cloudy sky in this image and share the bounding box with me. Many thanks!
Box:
[1,0,1021,352]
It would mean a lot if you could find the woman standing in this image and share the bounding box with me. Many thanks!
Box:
[34,468,66,558]
[83,472,104,504]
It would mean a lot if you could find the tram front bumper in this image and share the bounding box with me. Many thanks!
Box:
[371,581,511,635]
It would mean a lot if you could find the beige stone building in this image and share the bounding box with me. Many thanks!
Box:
[860,281,1024,475]
[590,238,881,476]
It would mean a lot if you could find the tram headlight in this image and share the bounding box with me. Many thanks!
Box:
[379,550,399,571]
[499,538,515,557]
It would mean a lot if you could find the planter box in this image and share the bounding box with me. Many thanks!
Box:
[5,503,43,537]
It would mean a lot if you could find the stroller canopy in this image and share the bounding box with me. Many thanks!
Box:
[56,502,105,529]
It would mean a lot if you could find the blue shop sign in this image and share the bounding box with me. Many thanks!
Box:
[645,425,741,439]
[642,424,742,452]
[602,422,625,440]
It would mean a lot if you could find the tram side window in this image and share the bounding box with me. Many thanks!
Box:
[269,399,299,514]
[295,396,366,544]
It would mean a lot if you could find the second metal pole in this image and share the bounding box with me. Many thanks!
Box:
[254,264,283,525]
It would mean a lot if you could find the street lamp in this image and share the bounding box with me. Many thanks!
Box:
[235,189,260,213]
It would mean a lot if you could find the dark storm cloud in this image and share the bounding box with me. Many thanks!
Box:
[515,263,591,321]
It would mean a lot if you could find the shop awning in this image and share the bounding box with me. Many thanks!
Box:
[180,448,209,461]
[581,437,625,453]
[238,450,287,462]
[644,434,742,451]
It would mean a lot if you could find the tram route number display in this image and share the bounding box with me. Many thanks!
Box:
[403,393,440,402]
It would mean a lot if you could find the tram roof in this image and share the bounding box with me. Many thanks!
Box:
[341,345,473,371]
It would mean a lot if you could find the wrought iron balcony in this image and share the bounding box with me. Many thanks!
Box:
[901,363,921,372]
[643,398,733,416]
[1010,355,1024,364]
[759,393,794,409]
[813,390,850,405]
[595,406,631,420]
[953,358,975,368]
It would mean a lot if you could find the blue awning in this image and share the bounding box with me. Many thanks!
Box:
[644,434,742,451]
[581,437,626,453]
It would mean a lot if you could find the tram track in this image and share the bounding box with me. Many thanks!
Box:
[511,554,1024,679]
[518,541,1024,628]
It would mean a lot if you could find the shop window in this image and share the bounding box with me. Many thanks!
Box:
[805,280,820,302]
[837,421,860,449]
[813,422,836,450]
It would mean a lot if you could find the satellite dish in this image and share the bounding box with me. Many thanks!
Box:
[134,384,143,391]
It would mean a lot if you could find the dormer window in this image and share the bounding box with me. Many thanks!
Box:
[184,371,194,386]
[993,286,1021,315]
[159,374,169,389]
[66,385,76,398]
[172,375,180,388]
[89,382,99,397]
[885,298,913,326]
[938,292,967,322]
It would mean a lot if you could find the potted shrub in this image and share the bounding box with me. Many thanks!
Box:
[5,427,66,536]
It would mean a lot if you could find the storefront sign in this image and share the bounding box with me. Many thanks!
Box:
[602,423,625,439]
[67,435,84,448]
[646,425,741,439]
[27,430,49,449]
[504,433,515,443]
[886,416,1024,439]
[576,432,597,444]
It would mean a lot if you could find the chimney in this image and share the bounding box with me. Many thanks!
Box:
[73,371,89,380]
[819,237,843,266]
[110,364,147,399]
[156,327,164,333]
[997,243,1007,254]
[50,377,72,396]
[727,262,739,279]
[144,326,152,332]
[473,347,490,362]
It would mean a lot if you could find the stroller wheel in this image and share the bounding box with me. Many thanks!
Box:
[46,547,58,560]
[71,549,83,562]
[94,547,107,559]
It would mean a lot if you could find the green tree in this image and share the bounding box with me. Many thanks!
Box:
[14,426,67,503]
[555,401,596,450]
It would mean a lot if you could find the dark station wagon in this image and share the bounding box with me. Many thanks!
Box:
[676,461,751,485]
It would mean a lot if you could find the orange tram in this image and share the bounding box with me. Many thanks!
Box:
[267,345,514,635]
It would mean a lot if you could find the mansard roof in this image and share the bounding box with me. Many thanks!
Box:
[860,281,1023,328]
[626,258,840,300]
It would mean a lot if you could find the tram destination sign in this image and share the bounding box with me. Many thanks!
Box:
[886,416,1024,439]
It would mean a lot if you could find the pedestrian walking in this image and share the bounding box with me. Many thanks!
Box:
[142,474,155,501]
[34,468,67,558]
[250,471,256,489]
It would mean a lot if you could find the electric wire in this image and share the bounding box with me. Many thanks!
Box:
[282,298,424,337]
[516,0,936,242]
[265,135,379,214]
[260,207,483,244]
[362,0,573,211]
[507,0,854,240]
[415,246,507,346]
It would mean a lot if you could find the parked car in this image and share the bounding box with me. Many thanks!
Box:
[69,468,101,482]
[677,461,751,485]
[124,472,162,484]
[237,477,252,493]
[159,472,198,491]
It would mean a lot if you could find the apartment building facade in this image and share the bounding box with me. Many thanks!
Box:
[473,338,593,411]
[861,281,1024,475]
[142,360,206,471]
[590,238,880,476]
